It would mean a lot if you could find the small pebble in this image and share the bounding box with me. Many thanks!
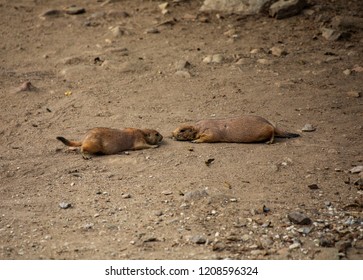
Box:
[241,234,250,242]
[289,243,301,250]
[343,69,351,75]
[319,237,334,247]
[297,226,314,235]
[257,58,272,65]
[64,7,86,15]
[269,46,287,57]
[175,60,191,70]
[301,124,316,132]
[17,81,36,92]
[189,235,206,244]
[162,190,173,195]
[145,27,159,34]
[346,91,361,98]
[288,212,312,225]
[40,9,63,18]
[349,166,363,173]
[212,54,224,63]
[175,70,191,78]
[308,184,319,190]
[121,193,131,199]
[335,240,351,252]
[59,202,71,209]
[205,158,215,166]
[154,210,163,217]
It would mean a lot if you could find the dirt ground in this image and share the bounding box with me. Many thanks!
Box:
[0,0,362,260]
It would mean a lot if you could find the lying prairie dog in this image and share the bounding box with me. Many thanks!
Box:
[172,115,299,144]
[57,127,163,159]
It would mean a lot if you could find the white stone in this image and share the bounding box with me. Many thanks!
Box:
[200,0,272,15]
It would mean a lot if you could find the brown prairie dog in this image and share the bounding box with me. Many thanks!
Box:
[57,127,163,158]
[172,115,299,144]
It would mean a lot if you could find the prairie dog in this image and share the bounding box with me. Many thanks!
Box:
[172,115,299,144]
[57,127,163,158]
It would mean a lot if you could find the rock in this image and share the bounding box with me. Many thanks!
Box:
[352,65,363,73]
[350,166,363,174]
[354,178,363,187]
[224,28,237,37]
[250,48,262,54]
[158,2,169,14]
[343,69,351,76]
[319,237,334,247]
[289,243,301,250]
[203,55,213,63]
[83,223,94,230]
[16,81,37,92]
[346,91,361,98]
[212,242,226,251]
[269,0,307,19]
[288,212,312,225]
[64,7,86,15]
[331,16,363,30]
[59,202,71,209]
[111,26,129,37]
[200,0,272,15]
[235,58,249,65]
[153,210,163,217]
[260,236,273,248]
[308,184,319,190]
[241,234,251,242]
[257,58,272,65]
[183,189,209,201]
[321,28,342,41]
[301,124,315,132]
[269,46,287,57]
[121,193,131,199]
[335,240,351,252]
[143,237,158,243]
[40,9,63,19]
[203,54,225,64]
[88,11,106,20]
[60,56,83,65]
[101,0,122,6]
[107,10,130,18]
[189,235,207,244]
[59,65,97,80]
[205,158,215,166]
[297,225,314,235]
[145,27,160,34]
[161,190,173,195]
[175,60,191,71]
[175,70,191,78]
[250,249,265,256]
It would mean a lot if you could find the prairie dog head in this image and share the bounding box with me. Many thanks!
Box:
[142,129,163,144]
[172,125,198,141]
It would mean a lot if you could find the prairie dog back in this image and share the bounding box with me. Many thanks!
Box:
[57,127,163,158]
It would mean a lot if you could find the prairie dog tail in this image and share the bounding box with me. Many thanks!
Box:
[56,136,82,147]
[274,128,300,139]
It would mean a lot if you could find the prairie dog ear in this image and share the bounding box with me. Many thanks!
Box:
[140,129,151,137]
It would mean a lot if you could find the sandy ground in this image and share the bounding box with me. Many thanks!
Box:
[0,0,362,260]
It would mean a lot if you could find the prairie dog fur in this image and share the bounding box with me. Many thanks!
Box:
[57,127,163,158]
[172,115,299,144]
